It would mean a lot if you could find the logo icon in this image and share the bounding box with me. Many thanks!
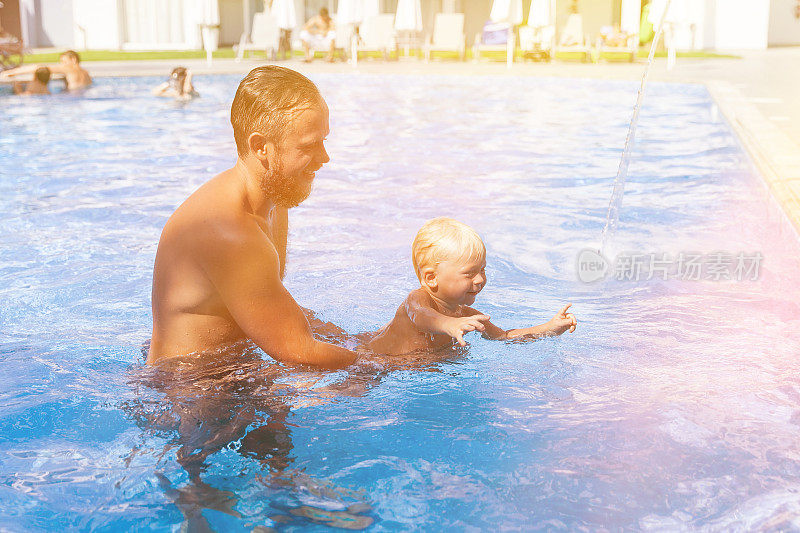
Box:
[576,249,609,283]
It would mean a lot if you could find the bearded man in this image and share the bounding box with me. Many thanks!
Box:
[148,66,357,369]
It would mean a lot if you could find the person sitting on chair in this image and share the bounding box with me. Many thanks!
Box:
[299,8,336,63]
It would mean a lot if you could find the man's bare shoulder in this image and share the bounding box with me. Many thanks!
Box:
[167,170,252,240]
[159,170,279,272]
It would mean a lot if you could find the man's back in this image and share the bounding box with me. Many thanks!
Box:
[64,65,92,90]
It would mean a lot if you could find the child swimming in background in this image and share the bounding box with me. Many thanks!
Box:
[152,67,198,100]
[366,217,577,355]
[12,66,50,95]
[2,50,91,91]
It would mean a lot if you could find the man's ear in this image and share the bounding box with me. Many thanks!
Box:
[421,266,438,291]
[247,132,276,166]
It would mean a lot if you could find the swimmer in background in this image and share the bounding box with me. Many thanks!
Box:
[12,66,50,95]
[152,67,198,100]
[366,217,577,355]
[2,50,92,91]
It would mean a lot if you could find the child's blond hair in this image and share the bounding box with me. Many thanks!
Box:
[411,217,486,282]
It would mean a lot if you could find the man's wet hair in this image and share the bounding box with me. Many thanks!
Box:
[230,66,323,157]
[60,50,80,63]
[320,7,330,18]
[34,67,51,84]
[171,66,187,79]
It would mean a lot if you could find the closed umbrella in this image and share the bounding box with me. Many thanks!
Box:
[394,0,422,57]
[394,0,422,32]
[363,0,380,20]
[337,0,363,26]
[527,0,553,27]
[272,0,297,30]
[198,0,220,65]
[271,0,297,59]
[338,0,380,65]
[490,0,523,26]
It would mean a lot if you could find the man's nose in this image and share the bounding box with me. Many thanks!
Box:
[474,272,486,286]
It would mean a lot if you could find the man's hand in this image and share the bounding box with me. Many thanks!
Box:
[443,314,491,346]
[544,304,577,336]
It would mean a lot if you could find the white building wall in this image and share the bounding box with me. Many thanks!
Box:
[768,0,800,45]
[714,0,770,49]
[122,0,202,49]
[20,0,74,47]
[73,0,123,49]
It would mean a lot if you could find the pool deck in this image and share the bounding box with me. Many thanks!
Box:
[29,47,800,236]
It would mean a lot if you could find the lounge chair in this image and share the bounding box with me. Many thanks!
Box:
[518,24,554,61]
[424,13,466,62]
[596,26,638,62]
[473,21,515,66]
[0,33,24,71]
[235,11,280,62]
[358,14,397,60]
[555,13,591,62]
[334,21,357,62]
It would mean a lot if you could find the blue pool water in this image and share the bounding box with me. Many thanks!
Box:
[1,73,800,531]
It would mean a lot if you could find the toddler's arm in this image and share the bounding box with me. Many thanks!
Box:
[464,304,577,341]
[405,291,490,346]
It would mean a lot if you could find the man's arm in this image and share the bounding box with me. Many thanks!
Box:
[302,17,317,33]
[200,222,357,369]
[1,63,67,79]
[404,291,490,346]
[152,82,170,96]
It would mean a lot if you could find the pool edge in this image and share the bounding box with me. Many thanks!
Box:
[706,80,800,239]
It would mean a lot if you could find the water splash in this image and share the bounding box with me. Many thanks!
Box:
[600,0,673,252]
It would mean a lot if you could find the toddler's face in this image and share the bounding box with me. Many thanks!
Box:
[433,257,487,307]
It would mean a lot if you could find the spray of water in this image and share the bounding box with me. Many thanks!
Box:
[599,0,673,252]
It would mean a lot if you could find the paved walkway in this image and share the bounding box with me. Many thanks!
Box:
[15,47,800,234]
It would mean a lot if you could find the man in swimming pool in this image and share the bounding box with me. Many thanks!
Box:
[148,66,357,369]
[2,50,91,91]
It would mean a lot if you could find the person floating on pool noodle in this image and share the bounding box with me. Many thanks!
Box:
[366,217,577,355]
[152,67,198,100]
[2,50,91,91]
[12,66,50,95]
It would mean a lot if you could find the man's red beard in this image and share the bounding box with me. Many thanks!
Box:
[260,160,314,208]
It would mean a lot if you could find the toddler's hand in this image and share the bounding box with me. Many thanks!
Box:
[445,314,490,346]
[546,304,577,336]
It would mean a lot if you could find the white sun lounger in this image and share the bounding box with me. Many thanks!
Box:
[359,14,397,59]
[555,13,592,62]
[424,13,466,62]
[235,11,281,62]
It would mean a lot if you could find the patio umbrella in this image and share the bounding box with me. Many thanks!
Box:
[648,0,688,25]
[527,0,553,27]
[198,0,220,65]
[490,0,524,26]
[272,0,297,31]
[394,0,422,32]
[364,0,380,20]
[337,0,379,25]
[337,0,362,25]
